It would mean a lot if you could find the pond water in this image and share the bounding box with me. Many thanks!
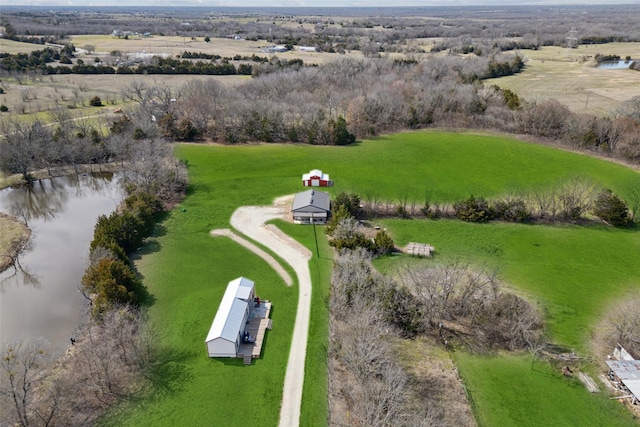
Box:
[596,60,635,69]
[0,173,123,354]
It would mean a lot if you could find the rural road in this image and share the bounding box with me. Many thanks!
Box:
[228,198,312,427]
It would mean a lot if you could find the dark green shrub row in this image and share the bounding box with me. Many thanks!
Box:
[83,192,163,317]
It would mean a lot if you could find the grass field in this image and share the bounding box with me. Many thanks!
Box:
[485,43,640,116]
[454,352,638,427]
[375,219,640,349]
[0,38,45,54]
[97,132,640,426]
[97,144,333,426]
[68,34,362,65]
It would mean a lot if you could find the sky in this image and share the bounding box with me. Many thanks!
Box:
[1,0,638,7]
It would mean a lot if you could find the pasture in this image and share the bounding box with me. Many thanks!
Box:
[68,34,361,65]
[97,131,639,425]
[485,43,640,116]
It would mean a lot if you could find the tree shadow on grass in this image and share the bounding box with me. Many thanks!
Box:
[145,346,195,399]
[97,346,194,426]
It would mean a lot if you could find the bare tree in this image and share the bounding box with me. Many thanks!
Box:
[0,339,54,427]
[557,177,594,220]
[121,80,157,109]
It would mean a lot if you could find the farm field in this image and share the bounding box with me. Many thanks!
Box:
[485,43,640,116]
[0,38,45,54]
[96,131,640,426]
[68,34,362,65]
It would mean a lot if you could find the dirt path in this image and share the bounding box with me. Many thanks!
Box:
[226,198,312,427]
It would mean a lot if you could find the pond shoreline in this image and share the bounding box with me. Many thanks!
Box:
[0,212,31,273]
[0,163,126,274]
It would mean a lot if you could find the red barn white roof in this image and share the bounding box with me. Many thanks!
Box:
[302,169,329,181]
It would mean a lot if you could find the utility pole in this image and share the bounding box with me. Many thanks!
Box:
[311,212,319,258]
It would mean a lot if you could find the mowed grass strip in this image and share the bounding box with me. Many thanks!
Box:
[454,352,638,427]
[99,132,639,426]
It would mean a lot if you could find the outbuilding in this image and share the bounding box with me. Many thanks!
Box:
[302,169,333,187]
[291,189,331,224]
[205,277,255,358]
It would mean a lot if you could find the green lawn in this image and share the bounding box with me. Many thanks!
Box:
[99,132,640,426]
[454,352,638,427]
[377,219,640,349]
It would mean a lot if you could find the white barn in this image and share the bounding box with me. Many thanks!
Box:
[205,277,255,358]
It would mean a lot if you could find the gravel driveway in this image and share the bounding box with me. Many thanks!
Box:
[228,199,312,427]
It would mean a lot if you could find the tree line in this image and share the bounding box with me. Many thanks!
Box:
[328,248,543,425]
[333,177,638,229]
[109,55,639,164]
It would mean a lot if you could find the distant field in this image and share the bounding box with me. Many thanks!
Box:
[69,34,363,65]
[486,43,640,116]
[0,38,44,54]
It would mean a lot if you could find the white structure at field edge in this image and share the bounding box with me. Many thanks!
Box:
[205,277,255,357]
[302,169,333,187]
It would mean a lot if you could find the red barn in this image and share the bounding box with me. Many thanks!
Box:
[302,169,333,187]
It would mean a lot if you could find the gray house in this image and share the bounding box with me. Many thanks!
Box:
[291,189,331,224]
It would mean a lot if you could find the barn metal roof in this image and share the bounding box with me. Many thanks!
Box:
[205,277,254,343]
[291,189,330,212]
[302,169,329,181]
[606,360,640,399]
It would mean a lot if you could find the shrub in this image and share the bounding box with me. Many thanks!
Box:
[328,217,375,252]
[91,211,145,254]
[81,257,147,316]
[454,195,495,222]
[133,128,147,140]
[493,197,530,222]
[592,189,632,226]
[89,95,102,107]
[380,284,425,338]
[374,229,395,255]
[333,192,364,219]
[0,105,8,112]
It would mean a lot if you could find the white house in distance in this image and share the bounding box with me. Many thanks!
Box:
[302,169,333,187]
[205,277,255,358]
[291,189,331,224]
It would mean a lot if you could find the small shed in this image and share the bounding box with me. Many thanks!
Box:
[205,277,256,358]
[292,189,331,224]
[405,242,435,257]
[606,360,640,405]
[302,169,333,187]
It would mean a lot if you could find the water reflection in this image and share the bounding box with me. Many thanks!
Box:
[0,173,123,353]
[596,60,634,69]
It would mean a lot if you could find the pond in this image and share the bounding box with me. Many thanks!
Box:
[0,173,123,354]
[596,59,635,69]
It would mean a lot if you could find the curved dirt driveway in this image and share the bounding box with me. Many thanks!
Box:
[228,200,312,427]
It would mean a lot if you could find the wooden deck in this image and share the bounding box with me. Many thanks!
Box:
[237,301,272,364]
